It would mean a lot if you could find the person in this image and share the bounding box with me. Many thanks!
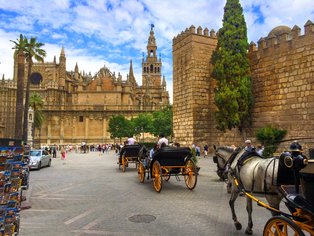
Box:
[244,139,254,152]
[61,147,66,160]
[288,141,307,193]
[52,145,57,158]
[203,144,208,158]
[127,136,136,145]
[195,145,201,157]
[256,145,264,156]
[157,133,168,147]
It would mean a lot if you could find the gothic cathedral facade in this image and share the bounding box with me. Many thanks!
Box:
[0,27,169,145]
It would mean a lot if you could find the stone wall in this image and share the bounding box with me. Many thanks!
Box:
[173,26,217,147]
[173,20,314,152]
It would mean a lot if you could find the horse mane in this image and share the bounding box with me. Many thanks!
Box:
[217,146,236,154]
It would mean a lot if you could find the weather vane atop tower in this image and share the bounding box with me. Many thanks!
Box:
[150,23,154,31]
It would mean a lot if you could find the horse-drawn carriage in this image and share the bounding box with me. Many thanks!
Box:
[118,144,142,172]
[137,146,198,192]
[214,144,314,235]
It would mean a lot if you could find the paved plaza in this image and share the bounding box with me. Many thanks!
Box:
[19,150,284,236]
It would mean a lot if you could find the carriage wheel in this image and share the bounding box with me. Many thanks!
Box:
[122,155,126,172]
[184,159,197,190]
[152,161,162,192]
[138,162,145,183]
[263,216,305,236]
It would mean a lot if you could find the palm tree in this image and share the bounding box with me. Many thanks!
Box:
[11,34,27,140]
[22,37,46,143]
[29,93,44,146]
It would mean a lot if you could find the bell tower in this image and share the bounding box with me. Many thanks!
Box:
[142,24,162,87]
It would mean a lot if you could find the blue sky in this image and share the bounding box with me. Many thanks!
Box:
[0,0,313,102]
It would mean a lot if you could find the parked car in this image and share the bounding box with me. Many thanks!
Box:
[29,149,52,170]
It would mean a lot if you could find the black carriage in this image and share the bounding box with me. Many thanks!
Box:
[137,146,198,192]
[118,144,142,172]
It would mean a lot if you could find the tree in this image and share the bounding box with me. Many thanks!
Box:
[29,93,44,146]
[11,34,27,139]
[108,115,130,143]
[256,126,287,158]
[150,105,173,138]
[29,93,44,129]
[22,37,46,143]
[132,113,153,142]
[211,0,253,133]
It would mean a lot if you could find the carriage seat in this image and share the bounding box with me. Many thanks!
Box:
[152,147,191,166]
[286,194,314,216]
[120,144,142,158]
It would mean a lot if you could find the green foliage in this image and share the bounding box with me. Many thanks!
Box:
[29,93,44,128]
[256,126,287,158]
[211,0,253,132]
[107,106,173,142]
[133,113,153,135]
[150,105,173,138]
[108,115,131,142]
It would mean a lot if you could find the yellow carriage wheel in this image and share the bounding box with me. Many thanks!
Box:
[138,162,145,183]
[184,159,197,190]
[263,216,305,236]
[122,154,126,172]
[152,161,162,192]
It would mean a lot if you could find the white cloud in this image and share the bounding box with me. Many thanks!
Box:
[0,0,313,104]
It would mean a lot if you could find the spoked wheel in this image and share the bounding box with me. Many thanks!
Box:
[263,216,305,236]
[138,162,145,183]
[152,161,162,192]
[184,159,197,190]
[122,154,126,172]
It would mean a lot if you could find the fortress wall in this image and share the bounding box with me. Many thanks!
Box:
[249,21,314,149]
[173,20,314,151]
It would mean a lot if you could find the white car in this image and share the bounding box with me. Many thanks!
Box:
[29,150,52,170]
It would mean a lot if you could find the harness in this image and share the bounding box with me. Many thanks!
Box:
[232,155,278,195]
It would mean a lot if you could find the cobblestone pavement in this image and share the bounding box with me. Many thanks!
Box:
[19,150,286,236]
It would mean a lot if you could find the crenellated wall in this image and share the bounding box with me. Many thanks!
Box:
[173,25,217,147]
[173,20,314,152]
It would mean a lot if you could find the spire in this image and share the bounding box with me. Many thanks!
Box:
[162,75,166,86]
[75,62,79,72]
[147,24,157,58]
[60,47,65,56]
[129,59,134,80]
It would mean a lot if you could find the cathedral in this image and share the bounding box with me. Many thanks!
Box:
[0,27,169,145]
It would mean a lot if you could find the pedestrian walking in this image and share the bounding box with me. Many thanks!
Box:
[61,147,66,160]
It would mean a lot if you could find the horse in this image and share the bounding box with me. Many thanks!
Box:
[214,146,283,235]
[212,145,236,181]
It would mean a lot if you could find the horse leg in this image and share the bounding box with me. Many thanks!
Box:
[245,196,253,235]
[265,194,282,216]
[229,188,242,230]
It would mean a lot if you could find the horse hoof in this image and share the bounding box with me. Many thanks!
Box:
[245,229,253,235]
[235,222,242,230]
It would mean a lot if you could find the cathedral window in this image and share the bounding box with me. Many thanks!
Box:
[158,67,160,73]
[150,64,153,72]
[79,116,84,122]
[144,67,146,73]
[154,67,157,73]
[30,72,43,85]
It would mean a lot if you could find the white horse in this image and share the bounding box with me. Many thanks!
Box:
[214,146,283,235]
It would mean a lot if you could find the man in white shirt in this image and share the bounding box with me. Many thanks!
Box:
[157,133,168,147]
[127,136,136,145]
